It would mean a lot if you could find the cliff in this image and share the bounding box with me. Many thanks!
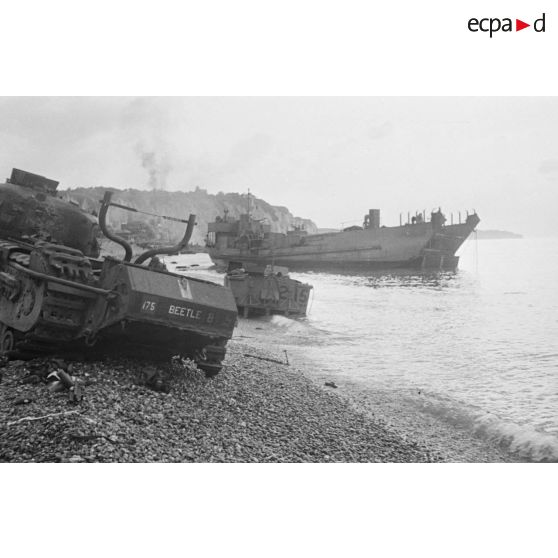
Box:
[60,187,317,246]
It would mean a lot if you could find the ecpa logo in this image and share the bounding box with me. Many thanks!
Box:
[468,13,546,37]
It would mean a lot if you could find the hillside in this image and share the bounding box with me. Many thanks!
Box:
[60,187,317,246]
[475,229,523,240]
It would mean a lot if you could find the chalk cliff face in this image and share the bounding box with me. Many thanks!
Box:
[60,187,317,246]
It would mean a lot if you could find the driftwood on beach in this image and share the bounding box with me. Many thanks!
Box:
[243,352,289,366]
[7,410,80,427]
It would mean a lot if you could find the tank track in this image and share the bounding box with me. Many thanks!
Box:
[0,241,94,359]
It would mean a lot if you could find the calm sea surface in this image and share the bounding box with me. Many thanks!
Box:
[167,238,558,461]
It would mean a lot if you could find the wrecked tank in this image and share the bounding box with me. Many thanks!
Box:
[225,262,313,317]
[0,169,237,377]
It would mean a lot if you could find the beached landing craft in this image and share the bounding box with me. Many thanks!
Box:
[0,169,237,376]
[207,201,480,272]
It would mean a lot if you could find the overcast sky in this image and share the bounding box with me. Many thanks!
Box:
[1,97,557,235]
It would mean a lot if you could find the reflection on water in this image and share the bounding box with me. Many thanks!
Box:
[167,239,558,461]
[365,272,458,289]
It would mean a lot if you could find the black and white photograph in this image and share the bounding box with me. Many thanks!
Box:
[1,2,556,557]
[1,96,556,464]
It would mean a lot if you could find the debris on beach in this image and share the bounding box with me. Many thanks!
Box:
[243,352,290,366]
[0,346,441,463]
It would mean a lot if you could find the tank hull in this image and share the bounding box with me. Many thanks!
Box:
[0,240,237,374]
[225,271,312,317]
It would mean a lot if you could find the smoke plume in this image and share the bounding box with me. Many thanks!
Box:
[135,143,171,190]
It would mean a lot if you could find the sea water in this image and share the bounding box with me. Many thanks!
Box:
[166,238,558,462]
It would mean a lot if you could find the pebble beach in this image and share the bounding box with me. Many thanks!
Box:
[0,334,516,463]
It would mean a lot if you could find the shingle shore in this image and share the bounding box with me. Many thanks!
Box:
[0,343,434,463]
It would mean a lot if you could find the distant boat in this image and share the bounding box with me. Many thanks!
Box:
[207,199,480,271]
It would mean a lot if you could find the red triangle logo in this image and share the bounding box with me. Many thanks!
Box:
[516,19,530,31]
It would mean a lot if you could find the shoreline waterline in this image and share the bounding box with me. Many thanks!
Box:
[233,319,524,463]
[166,242,558,463]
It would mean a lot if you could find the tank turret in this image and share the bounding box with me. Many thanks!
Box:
[0,168,100,257]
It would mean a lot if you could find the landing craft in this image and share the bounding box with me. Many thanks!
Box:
[0,169,237,376]
[206,194,480,272]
